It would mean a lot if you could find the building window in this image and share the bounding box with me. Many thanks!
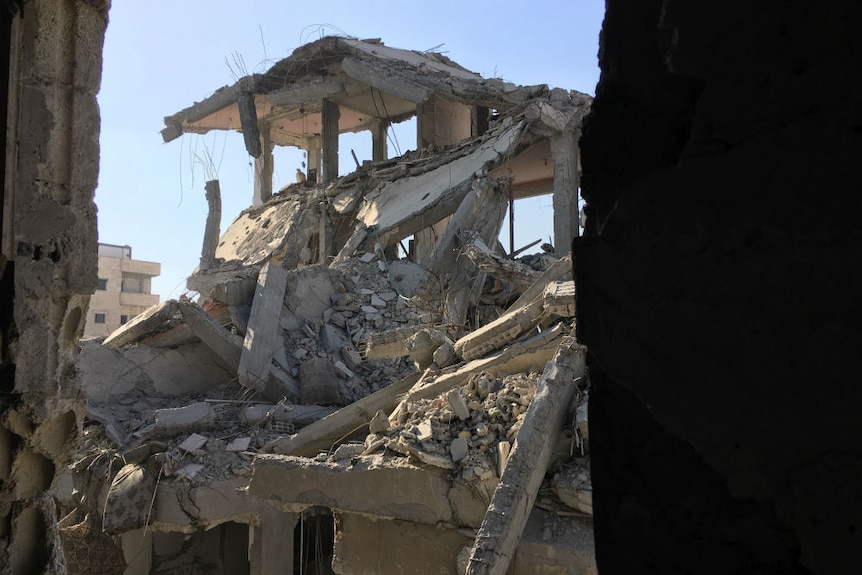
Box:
[120,314,129,325]
[97,278,108,290]
[94,313,106,324]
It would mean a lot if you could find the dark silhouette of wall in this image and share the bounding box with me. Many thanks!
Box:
[576,1,862,573]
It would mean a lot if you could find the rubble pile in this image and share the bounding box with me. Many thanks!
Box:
[68,35,597,574]
[361,372,540,478]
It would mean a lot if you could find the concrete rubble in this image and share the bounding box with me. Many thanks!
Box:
[68,36,594,574]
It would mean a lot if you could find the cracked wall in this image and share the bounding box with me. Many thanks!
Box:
[1,0,109,572]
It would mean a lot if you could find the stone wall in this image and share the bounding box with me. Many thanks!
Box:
[0,0,109,571]
[576,0,862,573]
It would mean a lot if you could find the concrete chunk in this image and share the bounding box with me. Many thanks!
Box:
[155,402,213,428]
[238,262,288,396]
[447,388,470,421]
[450,437,469,462]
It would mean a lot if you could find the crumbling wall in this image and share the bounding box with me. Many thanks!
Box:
[0,0,109,571]
[577,0,862,573]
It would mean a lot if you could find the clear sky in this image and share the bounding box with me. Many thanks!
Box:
[96,1,604,301]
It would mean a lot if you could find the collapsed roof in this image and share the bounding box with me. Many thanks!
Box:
[72,37,594,575]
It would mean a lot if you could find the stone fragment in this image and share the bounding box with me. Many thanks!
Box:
[361,305,380,314]
[359,252,376,263]
[497,441,511,476]
[334,361,355,379]
[378,290,398,302]
[342,346,363,371]
[178,433,208,453]
[155,402,213,428]
[369,409,390,433]
[226,437,251,452]
[433,341,457,368]
[416,422,433,442]
[371,294,386,308]
[175,463,205,479]
[447,389,470,421]
[450,437,469,462]
[332,443,365,460]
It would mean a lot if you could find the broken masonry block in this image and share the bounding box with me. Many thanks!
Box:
[178,433,208,453]
[369,409,390,434]
[447,388,470,421]
[299,357,342,405]
[405,328,450,370]
[450,437,469,462]
[333,360,355,380]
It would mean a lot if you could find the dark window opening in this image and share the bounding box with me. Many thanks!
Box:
[120,314,128,325]
[294,508,335,575]
[94,313,105,324]
[97,278,107,290]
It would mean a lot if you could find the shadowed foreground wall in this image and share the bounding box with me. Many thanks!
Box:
[1,1,109,572]
[576,1,862,573]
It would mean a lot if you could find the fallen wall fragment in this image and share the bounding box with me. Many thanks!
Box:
[465,338,586,575]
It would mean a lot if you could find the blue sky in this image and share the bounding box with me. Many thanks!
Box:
[96,1,604,300]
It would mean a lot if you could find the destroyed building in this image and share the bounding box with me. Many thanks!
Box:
[3,2,861,575]
[63,37,595,574]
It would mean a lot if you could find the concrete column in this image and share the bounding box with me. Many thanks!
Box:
[249,509,297,575]
[253,128,273,206]
[372,120,389,162]
[322,99,340,182]
[304,137,322,184]
[200,180,221,270]
[551,130,580,257]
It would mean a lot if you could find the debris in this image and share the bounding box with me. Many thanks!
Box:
[225,437,251,452]
[178,433,208,453]
[465,338,586,575]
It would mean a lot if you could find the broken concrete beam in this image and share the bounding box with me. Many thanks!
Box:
[103,300,179,349]
[154,402,213,429]
[542,280,575,317]
[427,177,508,325]
[267,77,344,107]
[250,454,454,525]
[354,121,527,252]
[178,300,243,371]
[454,297,546,362]
[461,230,541,293]
[465,338,586,575]
[241,403,337,427]
[405,322,566,404]
[265,372,422,457]
[508,255,572,311]
[362,325,423,360]
[238,262,289,398]
[524,99,578,133]
[340,57,430,104]
[238,91,262,158]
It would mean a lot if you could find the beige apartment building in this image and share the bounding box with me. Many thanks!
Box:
[83,243,161,338]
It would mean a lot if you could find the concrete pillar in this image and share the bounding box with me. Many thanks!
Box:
[200,180,221,270]
[253,128,273,206]
[372,120,389,162]
[249,509,297,575]
[551,130,580,257]
[304,138,322,184]
[322,99,340,182]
